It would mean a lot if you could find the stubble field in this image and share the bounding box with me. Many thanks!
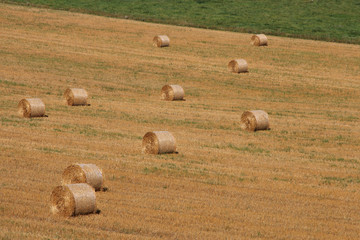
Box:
[0,3,359,239]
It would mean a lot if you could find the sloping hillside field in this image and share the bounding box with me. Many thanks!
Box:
[0,4,359,239]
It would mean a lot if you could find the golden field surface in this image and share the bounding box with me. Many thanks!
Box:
[0,3,360,239]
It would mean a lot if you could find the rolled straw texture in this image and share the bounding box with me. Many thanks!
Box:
[240,110,270,131]
[228,59,248,73]
[50,183,96,217]
[153,35,170,47]
[251,34,268,46]
[64,88,88,106]
[62,164,103,191]
[142,131,176,154]
[161,85,185,101]
[17,98,45,118]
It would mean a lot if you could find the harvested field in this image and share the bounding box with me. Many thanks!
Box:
[0,3,360,239]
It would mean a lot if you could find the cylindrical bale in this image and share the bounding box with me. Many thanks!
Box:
[240,110,270,131]
[251,34,268,46]
[64,88,88,106]
[18,98,45,118]
[153,35,170,47]
[228,59,248,73]
[50,183,96,217]
[142,131,176,154]
[161,85,185,101]
[62,164,103,191]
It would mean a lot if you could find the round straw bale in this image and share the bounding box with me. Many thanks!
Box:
[251,34,268,46]
[228,59,248,73]
[62,164,103,191]
[161,85,185,101]
[240,110,270,131]
[50,183,96,217]
[64,88,88,106]
[153,35,170,47]
[18,98,45,118]
[142,131,176,154]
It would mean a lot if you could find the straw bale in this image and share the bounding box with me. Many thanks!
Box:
[17,98,45,118]
[228,59,248,73]
[153,35,170,47]
[161,85,185,101]
[142,131,176,154]
[251,34,268,46]
[64,88,88,106]
[62,164,103,191]
[50,183,96,217]
[240,110,270,131]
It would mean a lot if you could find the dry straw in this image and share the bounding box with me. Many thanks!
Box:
[153,35,170,47]
[251,34,268,46]
[62,164,103,191]
[240,110,270,131]
[228,59,248,73]
[142,131,176,154]
[161,85,185,101]
[64,88,88,106]
[50,183,96,217]
[18,98,45,118]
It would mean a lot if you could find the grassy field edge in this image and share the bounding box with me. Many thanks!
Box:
[1,0,359,45]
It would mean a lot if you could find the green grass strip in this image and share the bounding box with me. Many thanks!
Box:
[2,0,360,44]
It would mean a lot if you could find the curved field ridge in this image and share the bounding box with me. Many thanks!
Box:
[0,4,360,239]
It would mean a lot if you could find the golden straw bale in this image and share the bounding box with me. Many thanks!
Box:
[161,85,185,101]
[64,88,88,106]
[142,131,176,154]
[251,34,268,46]
[240,110,270,131]
[153,35,170,47]
[50,183,96,217]
[62,164,103,191]
[17,98,45,118]
[228,59,248,73]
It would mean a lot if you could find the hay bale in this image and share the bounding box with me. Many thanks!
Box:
[161,85,184,101]
[240,110,270,131]
[251,34,268,46]
[18,98,45,118]
[50,183,96,217]
[228,59,248,73]
[153,35,170,47]
[142,131,176,154]
[62,164,103,191]
[64,88,88,106]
